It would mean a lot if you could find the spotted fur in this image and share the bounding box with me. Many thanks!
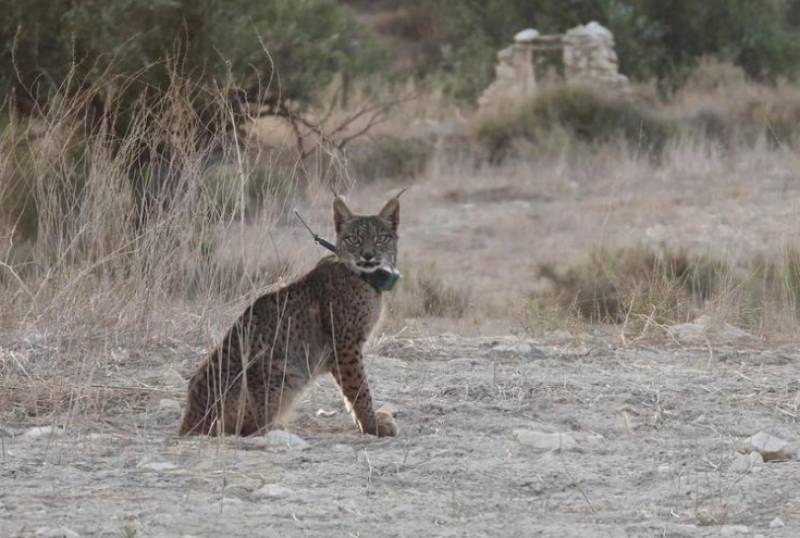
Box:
[178,195,400,437]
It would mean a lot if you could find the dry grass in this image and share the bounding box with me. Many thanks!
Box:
[2,60,800,383]
[667,58,800,148]
[531,245,800,339]
[473,85,675,163]
[0,72,327,346]
[386,262,472,321]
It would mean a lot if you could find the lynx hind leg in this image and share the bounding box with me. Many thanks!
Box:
[219,372,309,436]
[179,370,216,435]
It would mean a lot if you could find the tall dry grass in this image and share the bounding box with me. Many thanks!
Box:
[0,69,343,348]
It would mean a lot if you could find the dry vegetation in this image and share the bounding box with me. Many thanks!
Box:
[4,60,800,345]
[3,59,800,536]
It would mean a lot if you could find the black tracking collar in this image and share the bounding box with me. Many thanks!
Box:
[361,267,401,292]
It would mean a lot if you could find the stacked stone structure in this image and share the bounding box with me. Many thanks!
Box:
[478,21,629,112]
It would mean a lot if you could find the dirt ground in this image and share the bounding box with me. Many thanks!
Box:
[2,332,799,537]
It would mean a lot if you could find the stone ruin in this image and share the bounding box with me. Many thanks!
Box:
[478,21,629,111]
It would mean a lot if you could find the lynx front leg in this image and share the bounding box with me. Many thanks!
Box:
[332,346,397,437]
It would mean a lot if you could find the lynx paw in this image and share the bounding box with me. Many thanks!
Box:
[375,409,398,437]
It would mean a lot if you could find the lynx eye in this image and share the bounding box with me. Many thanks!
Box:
[376,234,393,245]
[344,236,360,246]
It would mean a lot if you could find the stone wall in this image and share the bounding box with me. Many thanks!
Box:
[476,29,539,111]
[563,22,629,89]
[478,21,629,112]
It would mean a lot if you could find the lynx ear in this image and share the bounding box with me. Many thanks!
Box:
[333,196,353,234]
[378,198,400,231]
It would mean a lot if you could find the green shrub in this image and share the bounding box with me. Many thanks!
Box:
[367,1,800,100]
[476,86,674,162]
[0,0,385,137]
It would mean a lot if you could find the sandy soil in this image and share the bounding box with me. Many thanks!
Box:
[2,333,799,537]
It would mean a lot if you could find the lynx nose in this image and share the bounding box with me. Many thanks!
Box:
[362,252,375,262]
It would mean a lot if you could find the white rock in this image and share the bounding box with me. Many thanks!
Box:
[214,497,244,508]
[729,451,763,473]
[567,21,613,41]
[23,426,63,439]
[137,461,178,472]
[252,484,293,500]
[241,430,310,450]
[769,517,785,528]
[669,316,753,344]
[265,430,309,449]
[749,432,793,461]
[315,408,337,418]
[492,342,533,354]
[514,429,578,451]
[35,528,80,538]
[514,28,540,43]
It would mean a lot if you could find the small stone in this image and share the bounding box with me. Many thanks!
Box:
[315,408,337,418]
[514,28,540,43]
[214,497,244,508]
[493,342,533,354]
[35,528,80,538]
[729,451,763,473]
[513,429,578,451]
[264,430,309,449]
[769,517,785,528]
[252,484,293,500]
[749,432,794,461]
[23,426,63,439]
[137,461,178,472]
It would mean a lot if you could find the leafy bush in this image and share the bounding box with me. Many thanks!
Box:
[362,0,800,101]
[475,86,674,162]
[0,0,385,136]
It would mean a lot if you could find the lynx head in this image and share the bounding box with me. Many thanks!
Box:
[333,194,400,275]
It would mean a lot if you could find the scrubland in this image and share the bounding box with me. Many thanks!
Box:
[2,60,800,537]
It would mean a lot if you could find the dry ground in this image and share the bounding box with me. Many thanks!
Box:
[3,140,800,537]
[2,334,799,537]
